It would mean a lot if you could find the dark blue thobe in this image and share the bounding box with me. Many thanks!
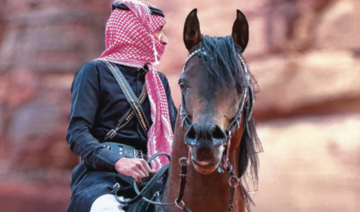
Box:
[66,60,177,212]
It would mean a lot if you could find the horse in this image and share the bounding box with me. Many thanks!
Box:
[161,9,263,212]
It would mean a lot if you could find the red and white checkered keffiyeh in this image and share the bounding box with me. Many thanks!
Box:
[97,0,173,171]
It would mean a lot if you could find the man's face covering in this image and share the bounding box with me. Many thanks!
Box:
[99,0,167,64]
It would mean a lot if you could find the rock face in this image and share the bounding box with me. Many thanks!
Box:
[0,0,359,211]
[254,114,360,212]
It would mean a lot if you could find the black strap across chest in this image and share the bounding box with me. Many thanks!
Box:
[104,61,150,138]
[104,84,147,140]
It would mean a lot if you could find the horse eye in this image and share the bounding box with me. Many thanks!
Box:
[178,79,187,91]
[179,82,186,90]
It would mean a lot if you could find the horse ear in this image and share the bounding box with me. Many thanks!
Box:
[183,9,202,52]
[232,9,249,53]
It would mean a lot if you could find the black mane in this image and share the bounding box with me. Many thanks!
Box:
[196,35,249,92]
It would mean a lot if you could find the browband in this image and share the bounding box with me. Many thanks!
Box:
[112,3,165,18]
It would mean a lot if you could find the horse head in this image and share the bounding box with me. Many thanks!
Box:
[180,9,257,175]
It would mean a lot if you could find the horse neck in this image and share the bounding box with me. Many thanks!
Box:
[163,117,246,212]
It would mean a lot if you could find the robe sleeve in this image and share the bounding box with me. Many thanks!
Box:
[66,63,122,172]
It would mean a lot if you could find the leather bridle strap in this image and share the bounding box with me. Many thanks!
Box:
[224,161,240,212]
[180,48,201,131]
[220,88,247,171]
[245,85,254,137]
[180,93,192,130]
[225,88,248,137]
[175,158,189,203]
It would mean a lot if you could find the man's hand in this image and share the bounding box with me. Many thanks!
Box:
[115,157,155,183]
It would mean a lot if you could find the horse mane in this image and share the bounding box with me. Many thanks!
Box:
[196,35,248,92]
[197,35,263,212]
[240,117,263,211]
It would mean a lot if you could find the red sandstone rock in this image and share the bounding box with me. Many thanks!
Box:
[253,114,360,212]
[315,0,360,50]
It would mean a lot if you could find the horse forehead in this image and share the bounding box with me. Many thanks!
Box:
[185,57,230,87]
[184,56,204,75]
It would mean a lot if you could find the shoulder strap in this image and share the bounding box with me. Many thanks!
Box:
[105,61,150,135]
[104,85,147,140]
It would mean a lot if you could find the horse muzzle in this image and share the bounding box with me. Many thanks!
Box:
[185,123,227,174]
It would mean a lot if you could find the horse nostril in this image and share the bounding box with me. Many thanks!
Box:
[211,125,226,140]
[187,125,196,139]
[185,124,197,146]
[185,124,226,146]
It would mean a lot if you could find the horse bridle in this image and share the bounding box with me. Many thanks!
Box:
[178,48,255,211]
[180,48,254,166]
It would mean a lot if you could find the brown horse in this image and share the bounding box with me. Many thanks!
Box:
[162,9,262,212]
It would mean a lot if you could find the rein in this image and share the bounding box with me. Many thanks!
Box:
[112,153,192,211]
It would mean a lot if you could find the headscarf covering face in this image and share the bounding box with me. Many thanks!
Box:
[98,0,173,172]
[99,0,166,63]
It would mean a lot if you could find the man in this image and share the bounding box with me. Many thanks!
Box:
[66,1,177,211]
